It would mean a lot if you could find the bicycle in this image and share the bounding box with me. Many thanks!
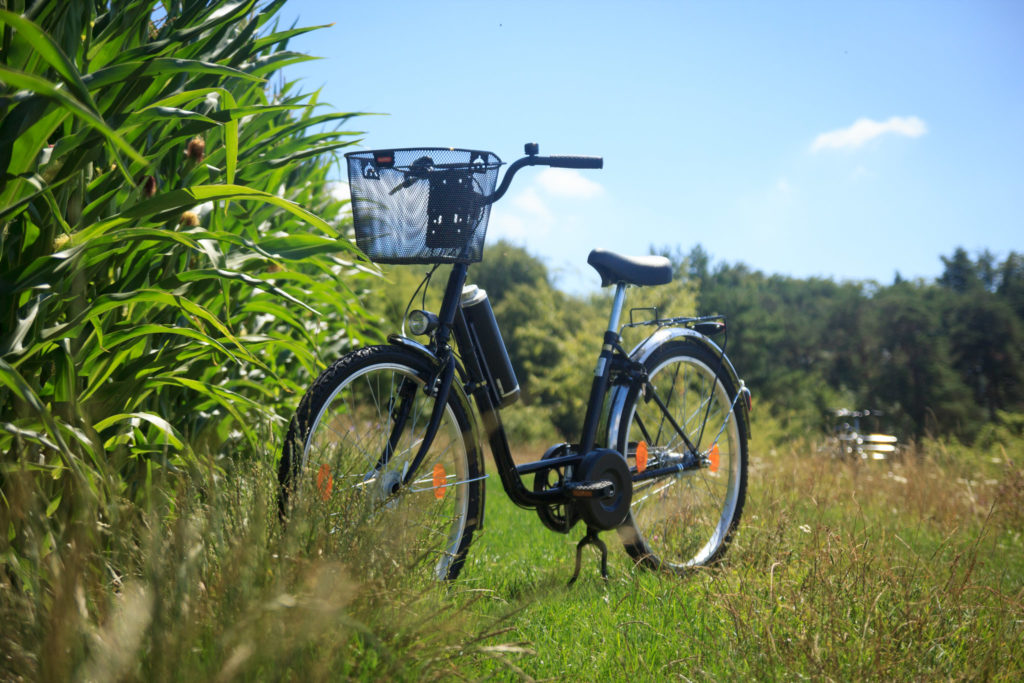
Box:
[278,144,751,583]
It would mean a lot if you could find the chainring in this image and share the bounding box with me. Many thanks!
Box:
[533,444,580,533]
[573,449,633,531]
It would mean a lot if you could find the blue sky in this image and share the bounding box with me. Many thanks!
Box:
[274,1,1023,293]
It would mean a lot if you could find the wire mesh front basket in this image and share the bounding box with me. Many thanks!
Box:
[346,148,502,264]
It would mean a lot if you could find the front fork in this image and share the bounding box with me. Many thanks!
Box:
[373,263,469,488]
[399,352,455,486]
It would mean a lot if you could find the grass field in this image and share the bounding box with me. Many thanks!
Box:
[453,438,1024,680]
[3,432,1022,680]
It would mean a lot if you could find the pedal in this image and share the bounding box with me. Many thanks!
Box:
[565,480,614,499]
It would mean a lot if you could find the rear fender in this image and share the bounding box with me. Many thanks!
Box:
[606,327,751,449]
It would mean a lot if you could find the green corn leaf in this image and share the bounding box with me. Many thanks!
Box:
[139,87,238,112]
[176,268,319,314]
[128,106,217,125]
[156,376,259,445]
[264,141,358,169]
[0,65,146,168]
[256,233,352,260]
[92,412,185,450]
[83,324,241,368]
[81,58,264,93]
[242,51,317,79]
[0,359,86,483]
[1,421,60,452]
[251,25,326,53]
[0,10,97,112]
[108,184,358,244]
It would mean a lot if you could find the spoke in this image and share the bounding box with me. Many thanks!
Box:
[681,385,714,449]
[409,473,488,494]
[654,361,684,445]
[632,477,678,507]
[696,455,728,502]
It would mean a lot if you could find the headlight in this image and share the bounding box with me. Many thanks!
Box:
[408,309,438,336]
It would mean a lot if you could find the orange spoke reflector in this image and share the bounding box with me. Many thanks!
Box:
[636,441,648,473]
[709,444,720,473]
[316,463,333,501]
[432,463,446,500]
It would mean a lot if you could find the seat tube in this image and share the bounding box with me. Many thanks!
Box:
[579,283,627,453]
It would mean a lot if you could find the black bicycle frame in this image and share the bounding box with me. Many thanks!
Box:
[388,264,640,510]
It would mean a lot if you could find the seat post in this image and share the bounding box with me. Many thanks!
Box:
[606,282,627,333]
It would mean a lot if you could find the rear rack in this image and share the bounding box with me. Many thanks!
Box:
[622,308,726,335]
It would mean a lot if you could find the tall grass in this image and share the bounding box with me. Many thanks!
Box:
[1,442,522,680]
[5,430,1016,679]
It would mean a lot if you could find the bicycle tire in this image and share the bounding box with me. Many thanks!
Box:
[278,345,484,581]
[612,340,748,572]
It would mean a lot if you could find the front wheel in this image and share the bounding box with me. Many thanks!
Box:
[278,346,484,581]
[612,340,748,572]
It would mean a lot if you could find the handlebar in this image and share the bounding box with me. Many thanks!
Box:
[383,143,603,204]
[539,155,604,170]
[487,143,603,204]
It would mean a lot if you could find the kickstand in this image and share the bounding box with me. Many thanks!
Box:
[567,526,609,586]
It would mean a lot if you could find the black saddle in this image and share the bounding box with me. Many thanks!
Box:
[587,249,673,287]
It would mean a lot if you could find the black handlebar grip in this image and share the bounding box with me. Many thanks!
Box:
[542,155,603,169]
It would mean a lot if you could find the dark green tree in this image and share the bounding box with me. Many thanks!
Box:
[997,252,1024,319]
[862,284,981,438]
[472,240,549,306]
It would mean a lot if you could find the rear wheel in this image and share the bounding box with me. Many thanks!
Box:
[613,341,748,571]
[279,346,483,581]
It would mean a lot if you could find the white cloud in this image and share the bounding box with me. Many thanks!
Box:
[512,187,553,222]
[535,167,604,198]
[329,181,350,202]
[487,170,602,243]
[811,116,927,152]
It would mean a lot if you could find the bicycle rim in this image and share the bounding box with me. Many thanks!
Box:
[616,344,746,571]
[290,357,475,580]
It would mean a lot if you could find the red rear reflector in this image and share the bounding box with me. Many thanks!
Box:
[636,441,648,473]
[432,463,446,500]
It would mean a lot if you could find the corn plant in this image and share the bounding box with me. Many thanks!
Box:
[0,0,374,591]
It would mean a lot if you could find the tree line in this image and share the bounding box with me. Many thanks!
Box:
[381,242,1024,445]
[689,245,1024,441]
